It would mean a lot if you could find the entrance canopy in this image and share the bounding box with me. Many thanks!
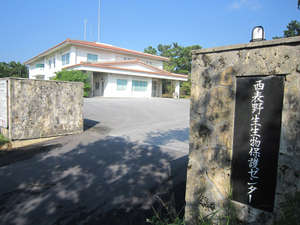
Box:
[64,59,188,98]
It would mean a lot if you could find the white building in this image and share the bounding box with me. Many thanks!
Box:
[24,38,188,98]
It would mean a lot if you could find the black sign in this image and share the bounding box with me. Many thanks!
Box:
[232,76,284,212]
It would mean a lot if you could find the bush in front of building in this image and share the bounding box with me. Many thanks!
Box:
[52,70,91,97]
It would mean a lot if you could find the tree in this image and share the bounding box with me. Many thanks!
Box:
[273,20,300,39]
[144,46,158,55]
[144,43,202,96]
[284,20,300,37]
[52,70,91,97]
[0,61,28,78]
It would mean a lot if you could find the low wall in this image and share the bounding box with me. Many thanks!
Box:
[185,36,300,224]
[0,78,84,140]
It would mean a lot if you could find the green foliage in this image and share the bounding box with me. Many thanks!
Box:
[273,20,300,39]
[0,134,10,147]
[181,78,191,96]
[146,196,237,225]
[155,43,201,75]
[275,191,300,225]
[146,196,185,225]
[147,186,238,225]
[144,46,158,55]
[284,20,300,37]
[144,43,202,95]
[53,70,91,97]
[0,61,28,78]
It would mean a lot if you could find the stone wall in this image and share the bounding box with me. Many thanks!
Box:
[185,36,300,224]
[0,78,84,140]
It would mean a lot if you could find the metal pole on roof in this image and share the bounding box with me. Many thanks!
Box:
[90,23,92,41]
[84,19,87,41]
[98,0,100,43]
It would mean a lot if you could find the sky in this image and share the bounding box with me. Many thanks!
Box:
[0,0,299,64]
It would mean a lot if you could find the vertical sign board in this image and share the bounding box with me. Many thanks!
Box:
[232,76,284,212]
[0,80,8,128]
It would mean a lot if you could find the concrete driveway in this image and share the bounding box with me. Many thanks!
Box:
[0,98,190,225]
[84,98,190,153]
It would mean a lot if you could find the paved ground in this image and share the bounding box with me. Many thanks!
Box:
[84,98,190,152]
[0,98,190,225]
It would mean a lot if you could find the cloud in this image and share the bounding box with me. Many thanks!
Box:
[229,0,262,10]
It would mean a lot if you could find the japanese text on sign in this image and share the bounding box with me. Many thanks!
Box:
[248,80,265,203]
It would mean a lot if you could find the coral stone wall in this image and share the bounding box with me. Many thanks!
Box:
[185,36,300,224]
[0,78,84,140]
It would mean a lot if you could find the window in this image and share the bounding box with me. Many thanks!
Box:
[95,82,100,90]
[132,80,147,91]
[87,54,98,62]
[53,58,55,68]
[49,60,52,69]
[36,64,44,68]
[62,53,70,65]
[117,79,127,90]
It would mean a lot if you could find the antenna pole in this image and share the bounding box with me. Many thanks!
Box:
[98,0,100,43]
[84,19,87,41]
[90,24,92,41]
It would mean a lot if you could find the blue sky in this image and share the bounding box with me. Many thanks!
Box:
[0,0,299,63]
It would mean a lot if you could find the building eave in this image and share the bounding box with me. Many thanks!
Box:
[24,38,170,65]
[67,39,170,61]
[23,40,69,64]
[63,62,188,81]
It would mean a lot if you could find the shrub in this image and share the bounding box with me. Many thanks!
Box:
[52,70,91,97]
[0,134,10,146]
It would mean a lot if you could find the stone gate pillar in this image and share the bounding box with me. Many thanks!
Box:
[185,36,300,225]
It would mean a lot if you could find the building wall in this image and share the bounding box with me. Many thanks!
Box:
[28,43,164,80]
[104,74,152,98]
[76,46,112,63]
[0,78,83,140]
[28,46,72,80]
[185,36,300,224]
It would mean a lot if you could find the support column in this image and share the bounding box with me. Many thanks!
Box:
[174,81,180,98]
[86,71,93,97]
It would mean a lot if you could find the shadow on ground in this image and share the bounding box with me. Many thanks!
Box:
[0,132,188,225]
[84,119,112,135]
[144,127,189,147]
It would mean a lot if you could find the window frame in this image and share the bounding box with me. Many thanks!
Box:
[87,54,98,62]
[62,53,70,65]
[95,81,100,90]
[132,80,147,92]
[117,79,127,91]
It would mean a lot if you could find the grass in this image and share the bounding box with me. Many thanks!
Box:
[146,195,185,225]
[0,134,10,147]
[147,185,237,225]
[162,94,190,99]
[147,191,300,224]
[274,191,300,225]
[146,196,237,225]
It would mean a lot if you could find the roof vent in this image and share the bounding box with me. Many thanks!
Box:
[250,26,266,42]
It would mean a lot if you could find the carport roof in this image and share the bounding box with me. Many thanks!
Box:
[63,59,189,80]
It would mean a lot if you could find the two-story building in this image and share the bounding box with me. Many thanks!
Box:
[23,38,188,98]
